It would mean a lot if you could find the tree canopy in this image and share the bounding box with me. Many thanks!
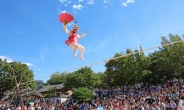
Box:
[64,67,100,89]
[0,60,36,98]
[105,34,184,86]
[71,87,93,102]
[47,71,68,84]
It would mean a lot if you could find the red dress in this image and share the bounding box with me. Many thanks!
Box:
[65,31,78,46]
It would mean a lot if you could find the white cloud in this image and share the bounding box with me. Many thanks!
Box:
[103,0,113,9]
[120,0,135,7]
[87,0,95,5]
[73,10,78,14]
[104,0,110,3]
[103,6,108,9]
[23,62,34,66]
[58,6,61,14]
[67,1,72,3]
[0,56,33,67]
[121,2,127,7]
[72,4,83,10]
[58,1,71,8]
[78,0,84,2]
[0,56,13,63]
[61,10,67,13]
[126,0,135,3]
[58,7,67,14]
[59,0,67,3]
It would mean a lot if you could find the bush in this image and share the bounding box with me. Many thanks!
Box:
[71,87,93,103]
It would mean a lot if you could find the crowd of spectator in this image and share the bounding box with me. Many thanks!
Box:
[1,77,184,110]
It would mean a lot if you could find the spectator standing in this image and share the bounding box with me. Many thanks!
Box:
[178,96,184,110]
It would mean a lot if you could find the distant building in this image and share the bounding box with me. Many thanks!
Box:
[2,87,42,105]
[35,80,43,90]
[37,82,72,102]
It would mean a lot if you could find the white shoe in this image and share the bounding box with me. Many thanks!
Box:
[80,57,85,60]
[73,55,77,58]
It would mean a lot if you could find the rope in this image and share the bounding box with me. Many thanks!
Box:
[19,40,183,85]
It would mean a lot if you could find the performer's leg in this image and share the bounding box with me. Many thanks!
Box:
[69,43,78,49]
[69,43,85,60]
[73,49,77,58]
[80,49,85,60]
[69,43,78,58]
[77,44,85,60]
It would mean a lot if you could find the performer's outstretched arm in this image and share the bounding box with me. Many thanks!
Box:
[78,31,86,38]
[63,24,71,36]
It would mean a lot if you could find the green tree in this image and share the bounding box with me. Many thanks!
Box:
[132,46,151,83]
[71,87,93,102]
[0,59,13,98]
[95,72,107,89]
[148,34,184,84]
[105,53,127,86]
[0,59,36,98]
[47,72,68,84]
[64,67,98,89]
[10,61,36,89]
[105,46,150,86]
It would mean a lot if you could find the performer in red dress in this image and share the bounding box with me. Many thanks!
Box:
[63,22,86,60]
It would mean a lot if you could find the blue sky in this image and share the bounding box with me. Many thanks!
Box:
[0,0,184,82]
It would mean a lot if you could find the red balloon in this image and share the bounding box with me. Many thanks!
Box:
[59,12,74,23]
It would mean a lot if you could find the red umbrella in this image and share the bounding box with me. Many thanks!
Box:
[59,12,74,23]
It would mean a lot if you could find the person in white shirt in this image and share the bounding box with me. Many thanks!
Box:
[178,96,184,110]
